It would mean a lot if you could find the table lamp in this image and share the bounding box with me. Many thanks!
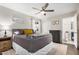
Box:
[2,25,9,37]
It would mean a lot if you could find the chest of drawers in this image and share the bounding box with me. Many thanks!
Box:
[0,37,12,52]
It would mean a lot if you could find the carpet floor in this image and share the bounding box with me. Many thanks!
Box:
[1,43,67,55]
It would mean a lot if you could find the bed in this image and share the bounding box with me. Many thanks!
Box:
[12,29,67,55]
[12,29,52,53]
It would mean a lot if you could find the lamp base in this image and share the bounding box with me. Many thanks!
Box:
[4,35,7,37]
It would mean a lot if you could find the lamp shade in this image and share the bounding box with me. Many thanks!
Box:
[2,25,10,30]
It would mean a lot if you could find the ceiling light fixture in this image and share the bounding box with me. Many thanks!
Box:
[41,11,46,16]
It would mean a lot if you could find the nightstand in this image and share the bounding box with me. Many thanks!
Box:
[0,37,12,52]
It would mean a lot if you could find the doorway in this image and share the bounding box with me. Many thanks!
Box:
[62,16,76,45]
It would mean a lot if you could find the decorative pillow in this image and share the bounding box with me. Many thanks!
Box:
[23,29,33,35]
[13,30,24,35]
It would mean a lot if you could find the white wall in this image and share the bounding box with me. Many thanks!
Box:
[50,18,62,30]
[0,6,33,37]
[41,18,62,34]
[42,20,51,34]
[0,25,12,37]
[10,18,32,29]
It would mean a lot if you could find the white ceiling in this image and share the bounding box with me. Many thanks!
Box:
[0,3,79,19]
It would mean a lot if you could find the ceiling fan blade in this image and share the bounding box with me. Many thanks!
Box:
[42,3,49,10]
[44,10,54,12]
[32,7,41,11]
[35,10,42,14]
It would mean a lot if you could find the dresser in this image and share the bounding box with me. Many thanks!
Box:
[0,37,12,52]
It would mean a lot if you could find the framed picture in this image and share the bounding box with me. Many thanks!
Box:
[53,20,59,25]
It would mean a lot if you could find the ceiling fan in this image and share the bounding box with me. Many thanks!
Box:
[32,3,54,16]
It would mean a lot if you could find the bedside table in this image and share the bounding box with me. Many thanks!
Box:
[0,37,12,52]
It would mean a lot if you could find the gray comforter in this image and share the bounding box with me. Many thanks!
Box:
[12,34,52,53]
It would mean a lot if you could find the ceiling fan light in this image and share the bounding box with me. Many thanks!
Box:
[41,11,45,14]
